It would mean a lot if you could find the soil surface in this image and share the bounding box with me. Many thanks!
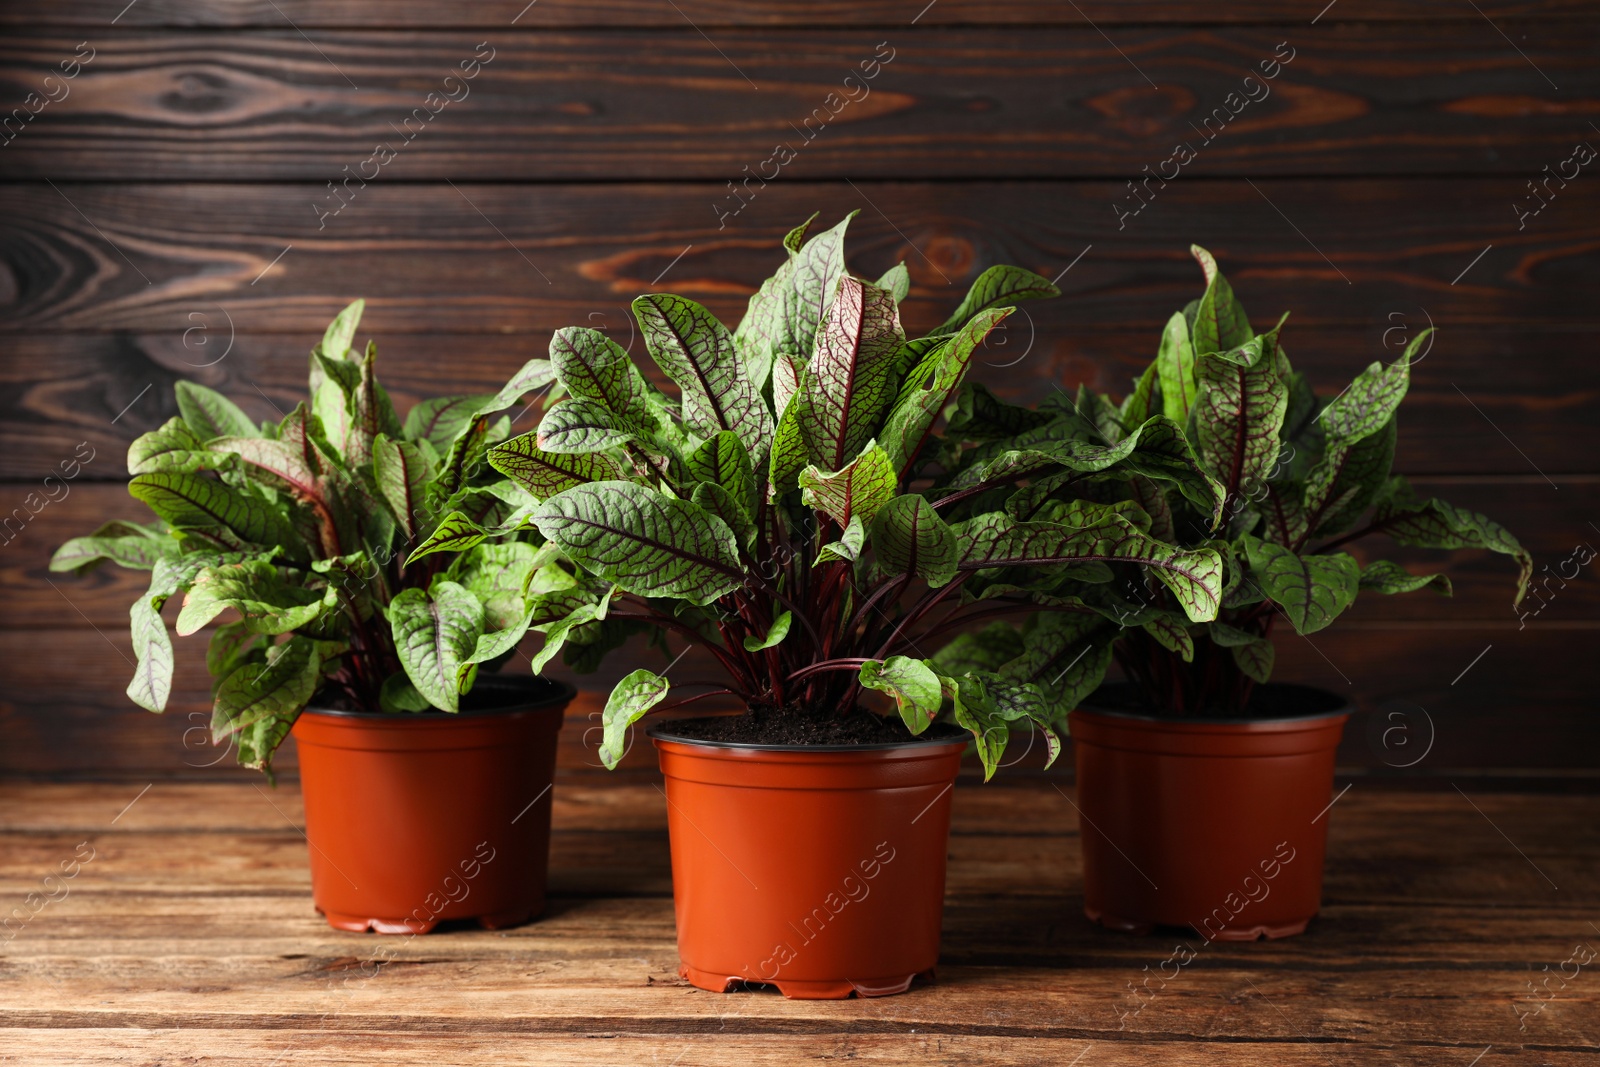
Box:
[657,704,968,746]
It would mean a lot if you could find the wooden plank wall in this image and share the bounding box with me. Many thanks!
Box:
[1,1,1595,781]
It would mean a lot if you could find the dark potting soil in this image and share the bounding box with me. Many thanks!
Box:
[1086,681,1348,721]
[657,705,968,747]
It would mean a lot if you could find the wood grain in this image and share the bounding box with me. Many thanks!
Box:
[3,324,1596,480]
[2,27,1594,180]
[0,782,1595,1062]
[2,181,1596,337]
[3,620,1596,779]
[7,1,1596,28]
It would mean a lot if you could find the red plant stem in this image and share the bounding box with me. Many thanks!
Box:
[930,469,1033,512]
[610,610,752,691]
[876,573,969,659]
[784,658,870,684]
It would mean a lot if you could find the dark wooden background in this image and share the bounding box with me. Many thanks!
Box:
[1,1,1595,783]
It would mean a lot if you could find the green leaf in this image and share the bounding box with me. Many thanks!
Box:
[312,351,362,415]
[1243,537,1360,635]
[206,620,262,683]
[742,610,792,652]
[1374,479,1531,605]
[957,509,1224,623]
[1206,620,1260,647]
[531,481,743,606]
[1156,310,1198,423]
[404,395,497,456]
[947,675,1008,780]
[859,656,942,734]
[459,542,542,630]
[1232,638,1275,684]
[634,293,774,465]
[1119,362,1158,430]
[51,523,177,574]
[126,567,178,713]
[1193,333,1289,500]
[529,599,604,673]
[175,561,331,636]
[212,637,336,769]
[1188,245,1252,356]
[1359,559,1452,596]
[599,669,669,769]
[175,381,259,441]
[691,482,756,551]
[880,308,1011,477]
[932,264,1059,337]
[380,672,431,713]
[316,298,364,360]
[1302,417,1395,538]
[789,277,905,473]
[876,262,910,304]
[946,382,1054,443]
[128,472,303,560]
[929,621,1025,676]
[799,442,897,528]
[1317,346,1412,445]
[871,494,958,587]
[549,326,659,432]
[480,357,558,417]
[539,396,643,454]
[1002,612,1115,715]
[1141,612,1194,662]
[372,433,434,539]
[774,212,855,415]
[127,417,220,474]
[488,431,621,499]
[389,582,485,713]
[405,510,497,564]
[815,514,866,565]
[685,431,757,513]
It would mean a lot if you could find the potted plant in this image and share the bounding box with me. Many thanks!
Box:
[945,246,1530,939]
[466,214,1226,997]
[49,301,612,934]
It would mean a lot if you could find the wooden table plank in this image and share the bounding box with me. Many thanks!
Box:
[6,1,1594,29]
[1,782,1596,1062]
[3,181,1596,335]
[2,26,1594,180]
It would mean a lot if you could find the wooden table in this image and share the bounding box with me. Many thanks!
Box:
[2,779,1596,1065]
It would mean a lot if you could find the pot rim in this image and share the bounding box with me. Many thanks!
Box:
[647,719,970,753]
[301,674,576,721]
[1076,681,1351,727]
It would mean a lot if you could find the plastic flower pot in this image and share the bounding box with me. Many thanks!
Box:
[650,725,966,999]
[290,674,573,934]
[1068,684,1349,941]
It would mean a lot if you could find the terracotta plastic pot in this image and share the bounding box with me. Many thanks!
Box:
[1069,684,1349,941]
[290,674,572,934]
[650,725,966,999]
